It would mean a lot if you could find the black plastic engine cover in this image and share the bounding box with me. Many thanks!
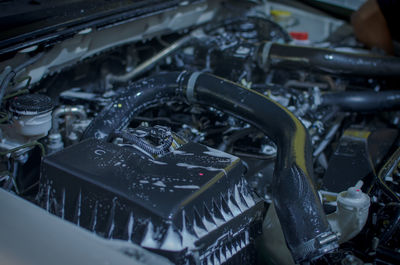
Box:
[39,138,265,264]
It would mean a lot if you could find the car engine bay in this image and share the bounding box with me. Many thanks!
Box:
[1,1,400,264]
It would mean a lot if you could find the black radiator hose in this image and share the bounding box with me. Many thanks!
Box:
[320,90,400,112]
[82,71,338,262]
[82,73,185,140]
[182,72,338,262]
[258,42,400,76]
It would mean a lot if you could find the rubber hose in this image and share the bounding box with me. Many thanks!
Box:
[0,53,43,103]
[258,42,400,77]
[0,71,16,103]
[111,130,173,157]
[182,72,337,262]
[82,72,185,140]
[320,90,400,112]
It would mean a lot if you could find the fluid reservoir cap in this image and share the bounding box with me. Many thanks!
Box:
[9,94,53,115]
[337,187,370,210]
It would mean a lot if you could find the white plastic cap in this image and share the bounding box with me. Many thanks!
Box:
[337,186,370,211]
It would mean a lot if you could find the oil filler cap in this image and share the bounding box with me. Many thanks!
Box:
[9,94,53,115]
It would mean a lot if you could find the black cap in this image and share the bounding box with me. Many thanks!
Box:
[9,94,53,115]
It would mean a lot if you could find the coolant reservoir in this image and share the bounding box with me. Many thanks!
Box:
[261,183,370,265]
[329,185,371,243]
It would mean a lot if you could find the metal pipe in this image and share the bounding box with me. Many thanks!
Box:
[313,115,344,158]
[51,106,87,133]
[284,80,329,90]
[106,34,193,85]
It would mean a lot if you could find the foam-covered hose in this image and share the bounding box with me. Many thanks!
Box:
[81,72,185,140]
[320,90,400,112]
[182,72,338,262]
[258,42,400,76]
[82,71,338,262]
[110,130,173,157]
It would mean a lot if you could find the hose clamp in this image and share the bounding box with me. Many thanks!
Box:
[291,231,338,263]
[186,71,201,102]
[261,41,273,70]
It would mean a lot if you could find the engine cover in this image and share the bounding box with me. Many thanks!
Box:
[39,137,265,264]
